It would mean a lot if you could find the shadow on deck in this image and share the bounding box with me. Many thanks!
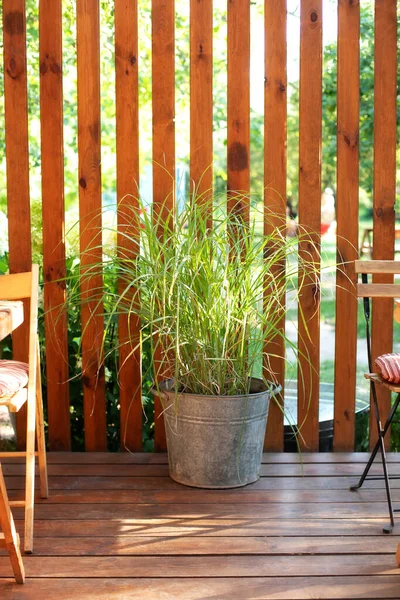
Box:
[0,452,399,599]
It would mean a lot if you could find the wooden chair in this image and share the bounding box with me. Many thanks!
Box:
[0,265,48,552]
[350,260,400,533]
[0,463,24,583]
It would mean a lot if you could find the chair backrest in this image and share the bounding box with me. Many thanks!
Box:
[0,266,40,388]
[355,260,400,298]
[355,260,400,373]
[0,267,38,301]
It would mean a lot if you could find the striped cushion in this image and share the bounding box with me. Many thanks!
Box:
[375,353,400,384]
[0,360,29,396]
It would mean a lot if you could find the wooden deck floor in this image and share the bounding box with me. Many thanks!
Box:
[0,453,399,598]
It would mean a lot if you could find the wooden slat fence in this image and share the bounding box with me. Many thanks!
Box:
[0,0,398,452]
[297,0,322,452]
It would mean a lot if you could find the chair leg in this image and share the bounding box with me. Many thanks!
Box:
[24,388,36,553]
[350,383,397,533]
[0,465,25,583]
[36,344,48,499]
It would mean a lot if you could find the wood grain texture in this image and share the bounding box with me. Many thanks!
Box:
[115,0,142,452]
[152,0,175,451]
[0,452,399,598]
[357,284,400,298]
[263,0,287,452]
[8,487,400,505]
[39,0,70,451]
[1,577,400,600]
[190,0,213,208]
[297,0,322,452]
[227,0,250,216]
[355,260,400,274]
[3,0,32,448]
[4,459,400,478]
[5,535,398,555]
[76,0,107,451]
[370,0,397,450]
[333,0,360,452]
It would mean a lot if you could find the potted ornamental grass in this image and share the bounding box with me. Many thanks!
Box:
[70,193,320,488]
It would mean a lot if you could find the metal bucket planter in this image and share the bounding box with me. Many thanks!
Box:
[155,378,279,489]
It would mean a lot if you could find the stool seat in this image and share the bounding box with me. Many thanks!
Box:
[0,360,29,396]
[365,372,400,394]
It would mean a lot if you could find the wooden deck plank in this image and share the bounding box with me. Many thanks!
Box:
[7,488,400,505]
[7,502,400,520]
[0,451,397,465]
[13,518,400,538]
[2,535,397,556]
[1,461,399,477]
[6,474,400,490]
[0,453,398,598]
[0,554,398,578]
[1,576,400,600]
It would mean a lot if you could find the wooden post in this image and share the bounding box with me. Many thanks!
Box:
[152,0,175,451]
[115,0,142,452]
[227,0,250,217]
[190,0,213,212]
[370,0,397,450]
[39,0,71,451]
[76,0,107,451]
[263,0,287,452]
[298,0,322,452]
[333,0,360,452]
[3,0,32,449]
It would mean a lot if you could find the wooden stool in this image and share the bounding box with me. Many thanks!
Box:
[0,464,24,583]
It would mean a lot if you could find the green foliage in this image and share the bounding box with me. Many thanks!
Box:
[66,195,321,400]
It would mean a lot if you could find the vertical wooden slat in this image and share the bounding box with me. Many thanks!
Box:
[263,0,287,452]
[227,0,250,215]
[3,0,32,448]
[297,0,322,452]
[333,0,360,452]
[39,0,71,451]
[115,0,142,452]
[76,0,107,451]
[190,0,213,205]
[152,0,175,451]
[370,0,397,450]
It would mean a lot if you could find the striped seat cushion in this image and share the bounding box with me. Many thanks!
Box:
[375,353,400,384]
[0,360,29,396]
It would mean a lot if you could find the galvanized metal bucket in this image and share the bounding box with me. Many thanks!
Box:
[155,378,279,489]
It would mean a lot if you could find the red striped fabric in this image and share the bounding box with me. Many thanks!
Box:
[375,353,400,384]
[0,360,29,396]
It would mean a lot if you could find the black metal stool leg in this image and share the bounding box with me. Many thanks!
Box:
[350,386,400,533]
[349,437,380,491]
[379,430,395,533]
[350,392,400,491]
